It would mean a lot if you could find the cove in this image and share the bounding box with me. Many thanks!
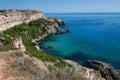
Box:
[41,13,120,69]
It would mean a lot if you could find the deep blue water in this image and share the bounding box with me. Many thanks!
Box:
[41,13,120,69]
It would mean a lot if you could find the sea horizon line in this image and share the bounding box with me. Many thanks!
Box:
[45,12,120,14]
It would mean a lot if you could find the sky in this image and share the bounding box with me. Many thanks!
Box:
[0,0,120,13]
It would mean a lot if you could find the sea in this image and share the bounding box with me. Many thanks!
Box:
[41,13,120,69]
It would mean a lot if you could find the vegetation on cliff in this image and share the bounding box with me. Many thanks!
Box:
[0,18,70,67]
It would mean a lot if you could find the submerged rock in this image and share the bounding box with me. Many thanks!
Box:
[42,46,53,49]
[83,60,120,80]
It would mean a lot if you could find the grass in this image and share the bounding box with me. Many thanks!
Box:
[15,52,23,57]
[45,67,84,80]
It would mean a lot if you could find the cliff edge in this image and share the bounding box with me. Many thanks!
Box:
[0,10,47,32]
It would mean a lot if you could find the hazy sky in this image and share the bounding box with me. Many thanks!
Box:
[0,0,120,13]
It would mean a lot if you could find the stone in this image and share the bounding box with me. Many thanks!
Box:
[12,36,26,51]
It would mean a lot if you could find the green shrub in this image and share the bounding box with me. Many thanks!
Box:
[3,35,15,50]
[47,65,56,71]
[26,51,57,62]
[15,52,23,57]
[0,44,9,51]
[0,10,5,13]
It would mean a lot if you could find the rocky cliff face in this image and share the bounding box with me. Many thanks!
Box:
[66,60,105,80]
[84,60,120,80]
[13,36,26,51]
[0,10,47,32]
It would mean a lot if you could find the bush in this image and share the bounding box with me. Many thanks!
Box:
[0,10,5,13]
[26,51,57,62]
[15,52,23,57]
[44,68,84,80]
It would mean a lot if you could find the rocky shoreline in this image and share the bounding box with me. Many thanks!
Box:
[84,60,120,80]
[34,18,70,50]
[38,17,120,80]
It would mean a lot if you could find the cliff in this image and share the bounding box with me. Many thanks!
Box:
[0,10,47,32]
[0,10,113,80]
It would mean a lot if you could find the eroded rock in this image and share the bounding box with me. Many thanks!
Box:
[83,60,120,80]
[13,36,26,51]
[0,10,47,32]
[48,18,65,26]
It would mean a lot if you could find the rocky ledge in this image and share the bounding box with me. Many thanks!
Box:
[83,60,120,80]
[48,18,65,26]
[48,18,71,34]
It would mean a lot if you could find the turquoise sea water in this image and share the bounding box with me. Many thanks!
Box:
[41,13,120,69]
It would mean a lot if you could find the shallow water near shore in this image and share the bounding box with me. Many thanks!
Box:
[41,13,120,69]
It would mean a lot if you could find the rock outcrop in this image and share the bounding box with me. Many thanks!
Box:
[83,60,120,80]
[0,10,69,34]
[66,60,105,80]
[13,36,26,51]
[48,18,65,26]
[0,10,47,32]
[48,18,70,34]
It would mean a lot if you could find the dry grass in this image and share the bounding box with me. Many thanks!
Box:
[0,50,104,80]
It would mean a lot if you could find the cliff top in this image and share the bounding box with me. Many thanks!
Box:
[0,9,47,32]
[0,10,43,16]
[0,9,42,13]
